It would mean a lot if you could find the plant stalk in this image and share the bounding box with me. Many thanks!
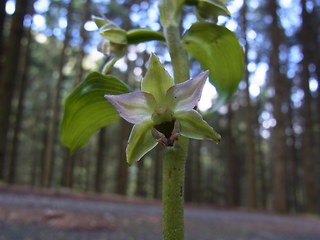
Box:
[162,137,188,240]
[162,21,190,240]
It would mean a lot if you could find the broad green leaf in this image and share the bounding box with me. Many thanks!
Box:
[61,72,131,153]
[175,110,221,142]
[126,122,158,165]
[183,22,244,108]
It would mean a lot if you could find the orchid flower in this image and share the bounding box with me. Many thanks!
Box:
[105,54,221,165]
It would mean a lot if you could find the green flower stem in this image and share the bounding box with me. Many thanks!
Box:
[162,21,190,240]
[164,25,190,84]
[162,137,188,240]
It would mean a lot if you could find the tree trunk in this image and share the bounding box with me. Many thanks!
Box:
[312,1,320,214]
[184,140,194,202]
[0,0,29,181]
[76,0,91,84]
[286,99,299,212]
[153,145,162,199]
[193,140,202,203]
[116,118,129,195]
[269,0,288,213]
[300,0,317,213]
[41,1,73,188]
[95,128,106,193]
[226,103,240,207]
[241,2,257,209]
[135,159,146,197]
[0,0,7,71]
[7,11,34,184]
[61,151,74,188]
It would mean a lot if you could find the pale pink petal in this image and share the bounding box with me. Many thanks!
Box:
[166,71,209,112]
[105,92,156,124]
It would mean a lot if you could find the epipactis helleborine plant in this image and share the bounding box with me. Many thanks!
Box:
[105,54,221,165]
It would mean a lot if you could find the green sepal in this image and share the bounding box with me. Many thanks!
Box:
[127,29,165,44]
[175,110,221,142]
[183,22,244,109]
[92,16,107,28]
[61,72,131,153]
[126,122,158,165]
[142,54,174,103]
[99,28,127,45]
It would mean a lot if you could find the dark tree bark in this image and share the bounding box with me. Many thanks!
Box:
[313,1,320,214]
[286,98,300,212]
[269,0,288,213]
[135,159,146,197]
[153,145,162,199]
[226,103,241,207]
[0,0,7,70]
[76,0,91,84]
[116,118,130,195]
[61,151,74,188]
[193,140,202,203]
[95,128,106,193]
[185,140,194,202]
[241,2,257,209]
[41,0,73,188]
[300,0,317,213]
[0,0,29,180]
[7,9,34,183]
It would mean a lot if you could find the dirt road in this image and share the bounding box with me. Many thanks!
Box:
[0,186,319,240]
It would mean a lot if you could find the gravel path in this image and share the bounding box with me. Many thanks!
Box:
[0,187,320,240]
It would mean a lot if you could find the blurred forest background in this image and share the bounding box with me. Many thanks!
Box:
[0,0,319,216]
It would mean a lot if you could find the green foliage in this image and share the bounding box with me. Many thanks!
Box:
[127,29,165,44]
[186,0,231,21]
[61,72,131,153]
[158,0,185,27]
[182,22,244,109]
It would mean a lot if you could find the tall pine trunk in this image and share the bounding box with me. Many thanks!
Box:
[241,2,257,209]
[269,0,288,213]
[300,0,317,213]
[7,10,34,183]
[41,1,73,188]
[0,0,29,180]
[116,118,129,195]
[226,103,240,207]
[95,128,106,193]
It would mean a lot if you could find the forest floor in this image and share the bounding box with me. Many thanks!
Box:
[0,185,320,240]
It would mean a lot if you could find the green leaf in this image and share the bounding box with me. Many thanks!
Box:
[184,0,231,20]
[158,0,185,27]
[175,110,221,142]
[127,29,165,44]
[126,122,158,165]
[196,0,231,20]
[183,22,244,108]
[61,72,131,153]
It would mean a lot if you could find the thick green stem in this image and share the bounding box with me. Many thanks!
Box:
[162,137,188,240]
[162,20,190,240]
[164,26,190,84]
